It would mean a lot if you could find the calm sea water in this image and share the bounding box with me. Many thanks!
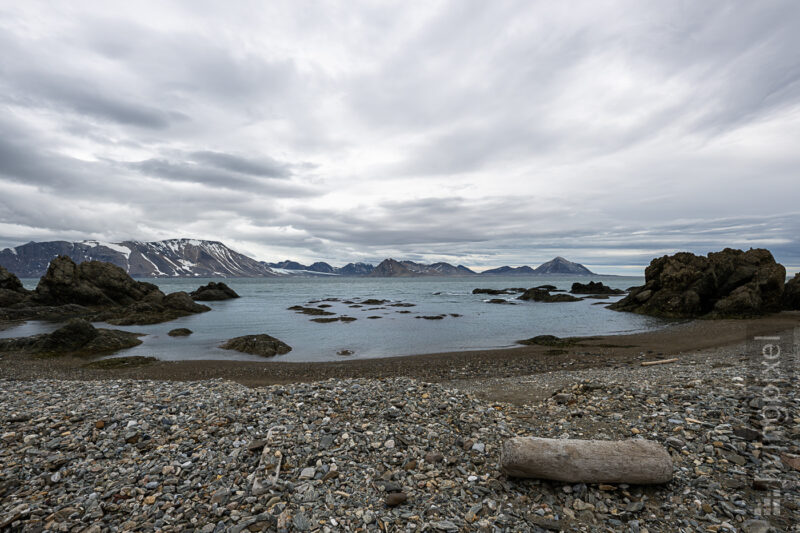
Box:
[5,275,668,362]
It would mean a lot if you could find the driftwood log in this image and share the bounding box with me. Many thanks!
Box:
[641,358,679,367]
[500,437,672,484]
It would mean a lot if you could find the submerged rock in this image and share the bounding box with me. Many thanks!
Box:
[570,281,624,295]
[472,288,517,295]
[220,334,292,357]
[288,306,335,316]
[190,282,240,301]
[611,248,786,318]
[168,328,193,337]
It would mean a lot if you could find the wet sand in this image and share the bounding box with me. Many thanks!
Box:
[1,312,798,392]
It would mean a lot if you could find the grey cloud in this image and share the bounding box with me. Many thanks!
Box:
[189,151,291,178]
[1,2,798,272]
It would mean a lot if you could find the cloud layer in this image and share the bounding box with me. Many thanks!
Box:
[1,1,798,273]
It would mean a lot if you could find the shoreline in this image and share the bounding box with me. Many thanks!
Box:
[2,312,798,388]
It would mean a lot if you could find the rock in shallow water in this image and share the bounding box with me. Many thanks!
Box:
[219,334,291,357]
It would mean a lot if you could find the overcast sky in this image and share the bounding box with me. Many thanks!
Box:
[1,1,798,274]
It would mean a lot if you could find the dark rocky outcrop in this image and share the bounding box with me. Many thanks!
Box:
[1,256,210,325]
[0,319,143,357]
[783,273,800,310]
[190,282,240,301]
[518,288,582,303]
[570,281,624,295]
[473,288,520,295]
[0,266,30,306]
[487,299,516,304]
[220,334,292,357]
[34,256,163,307]
[168,328,193,337]
[610,248,786,318]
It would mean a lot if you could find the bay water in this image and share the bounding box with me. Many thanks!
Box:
[5,275,669,362]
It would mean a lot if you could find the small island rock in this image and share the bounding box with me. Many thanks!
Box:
[570,281,624,295]
[190,282,240,301]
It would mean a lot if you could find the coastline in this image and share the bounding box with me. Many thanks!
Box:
[2,312,798,390]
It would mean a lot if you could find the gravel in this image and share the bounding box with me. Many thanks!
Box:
[1,352,798,531]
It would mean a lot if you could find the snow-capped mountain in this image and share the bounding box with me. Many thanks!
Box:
[0,239,278,278]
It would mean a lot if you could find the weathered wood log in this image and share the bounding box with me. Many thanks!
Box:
[500,437,672,484]
[640,358,679,366]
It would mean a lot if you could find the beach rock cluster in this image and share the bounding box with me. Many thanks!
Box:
[2,360,797,532]
[0,256,210,325]
[570,281,624,295]
[0,319,142,357]
[190,282,240,301]
[611,248,787,318]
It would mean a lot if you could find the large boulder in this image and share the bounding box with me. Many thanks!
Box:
[610,248,786,318]
[190,282,240,301]
[783,273,800,310]
[0,265,30,306]
[570,281,624,295]
[220,334,292,357]
[0,318,143,356]
[34,256,162,307]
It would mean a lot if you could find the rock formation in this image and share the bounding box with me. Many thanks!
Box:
[190,282,240,301]
[0,318,143,356]
[570,281,624,295]
[0,265,29,306]
[220,334,292,357]
[34,256,163,307]
[610,248,786,318]
[1,256,210,325]
[783,273,800,310]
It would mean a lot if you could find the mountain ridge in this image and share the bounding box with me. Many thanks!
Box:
[0,239,278,278]
[1,239,600,278]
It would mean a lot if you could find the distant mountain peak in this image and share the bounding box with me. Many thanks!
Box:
[533,257,594,275]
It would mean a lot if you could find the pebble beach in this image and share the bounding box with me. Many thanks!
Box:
[2,335,798,532]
